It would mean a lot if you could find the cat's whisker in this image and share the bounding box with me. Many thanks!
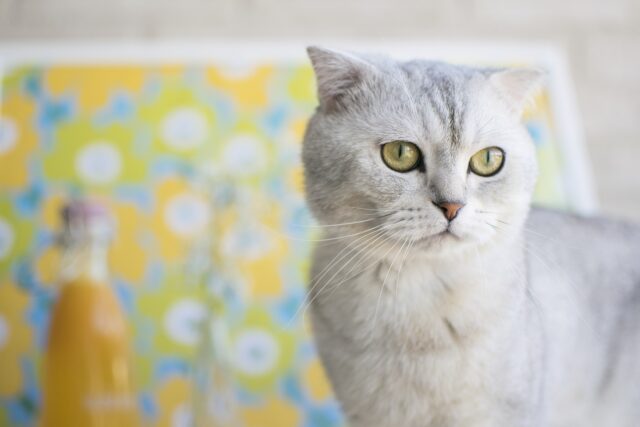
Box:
[295,230,393,325]
[267,220,396,244]
[483,215,583,252]
[484,221,499,231]
[521,227,583,252]
[291,225,396,325]
[289,212,393,229]
[309,227,389,291]
[290,210,444,244]
[476,127,522,141]
[292,228,390,323]
[319,230,400,303]
[328,231,400,304]
[342,205,394,213]
[308,228,414,321]
[475,116,497,136]
[311,222,398,242]
[394,236,416,308]
[475,209,502,215]
[372,236,410,328]
[241,200,391,231]
[316,228,393,292]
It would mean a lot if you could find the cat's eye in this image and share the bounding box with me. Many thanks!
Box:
[381,141,421,172]
[469,147,505,177]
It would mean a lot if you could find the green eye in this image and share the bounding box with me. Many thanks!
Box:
[469,147,505,177]
[381,141,421,172]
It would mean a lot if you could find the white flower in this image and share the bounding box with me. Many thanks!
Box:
[232,329,279,376]
[161,108,208,151]
[0,217,14,260]
[164,299,208,346]
[0,117,17,154]
[75,141,122,184]
[164,193,210,237]
[222,134,267,177]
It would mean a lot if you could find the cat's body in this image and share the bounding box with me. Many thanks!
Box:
[310,208,640,427]
[302,47,640,427]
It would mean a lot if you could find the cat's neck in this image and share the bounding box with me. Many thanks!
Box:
[311,231,528,351]
[419,233,525,283]
[371,233,528,349]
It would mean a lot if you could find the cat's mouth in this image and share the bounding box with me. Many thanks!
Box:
[434,228,461,240]
[438,229,458,237]
[412,228,461,246]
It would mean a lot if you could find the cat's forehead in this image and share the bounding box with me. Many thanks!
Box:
[372,60,482,148]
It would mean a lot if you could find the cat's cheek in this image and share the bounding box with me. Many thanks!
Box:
[472,178,511,204]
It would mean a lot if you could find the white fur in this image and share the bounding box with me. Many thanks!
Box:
[303,47,640,427]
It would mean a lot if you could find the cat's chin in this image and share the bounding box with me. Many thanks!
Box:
[416,230,460,244]
[406,229,471,253]
[400,225,500,257]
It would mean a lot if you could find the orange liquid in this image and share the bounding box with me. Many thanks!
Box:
[40,277,139,427]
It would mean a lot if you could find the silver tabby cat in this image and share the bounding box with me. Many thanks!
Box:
[302,46,640,427]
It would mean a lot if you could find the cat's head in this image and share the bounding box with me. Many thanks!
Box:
[302,46,542,256]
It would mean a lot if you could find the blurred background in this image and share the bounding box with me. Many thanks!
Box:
[0,1,638,427]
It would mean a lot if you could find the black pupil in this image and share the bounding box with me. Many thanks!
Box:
[485,149,491,164]
[397,144,404,158]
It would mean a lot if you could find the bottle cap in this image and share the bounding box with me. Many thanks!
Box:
[60,199,113,243]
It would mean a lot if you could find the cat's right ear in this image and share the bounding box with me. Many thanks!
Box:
[307,46,373,113]
[489,68,545,117]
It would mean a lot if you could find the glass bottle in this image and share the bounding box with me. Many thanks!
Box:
[40,200,140,427]
[190,173,241,427]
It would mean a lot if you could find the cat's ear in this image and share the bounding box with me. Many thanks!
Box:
[489,68,545,117]
[307,46,374,112]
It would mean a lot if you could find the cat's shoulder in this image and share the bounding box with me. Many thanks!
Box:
[527,206,640,242]
[526,206,640,275]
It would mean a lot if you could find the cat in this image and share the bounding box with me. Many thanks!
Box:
[301,46,640,427]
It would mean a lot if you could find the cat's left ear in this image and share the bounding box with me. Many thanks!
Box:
[489,68,545,117]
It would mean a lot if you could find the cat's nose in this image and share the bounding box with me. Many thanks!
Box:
[433,201,465,221]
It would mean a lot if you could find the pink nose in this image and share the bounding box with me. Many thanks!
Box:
[434,201,464,221]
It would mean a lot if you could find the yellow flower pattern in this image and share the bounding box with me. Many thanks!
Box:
[0,92,37,191]
[155,375,192,427]
[44,66,146,113]
[0,282,32,397]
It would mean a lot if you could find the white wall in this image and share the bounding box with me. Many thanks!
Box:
[1,0,639,220]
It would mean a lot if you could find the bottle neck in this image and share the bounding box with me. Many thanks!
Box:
[59,238,110,285]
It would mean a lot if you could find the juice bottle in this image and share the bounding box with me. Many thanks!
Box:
[40,200,140,427]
